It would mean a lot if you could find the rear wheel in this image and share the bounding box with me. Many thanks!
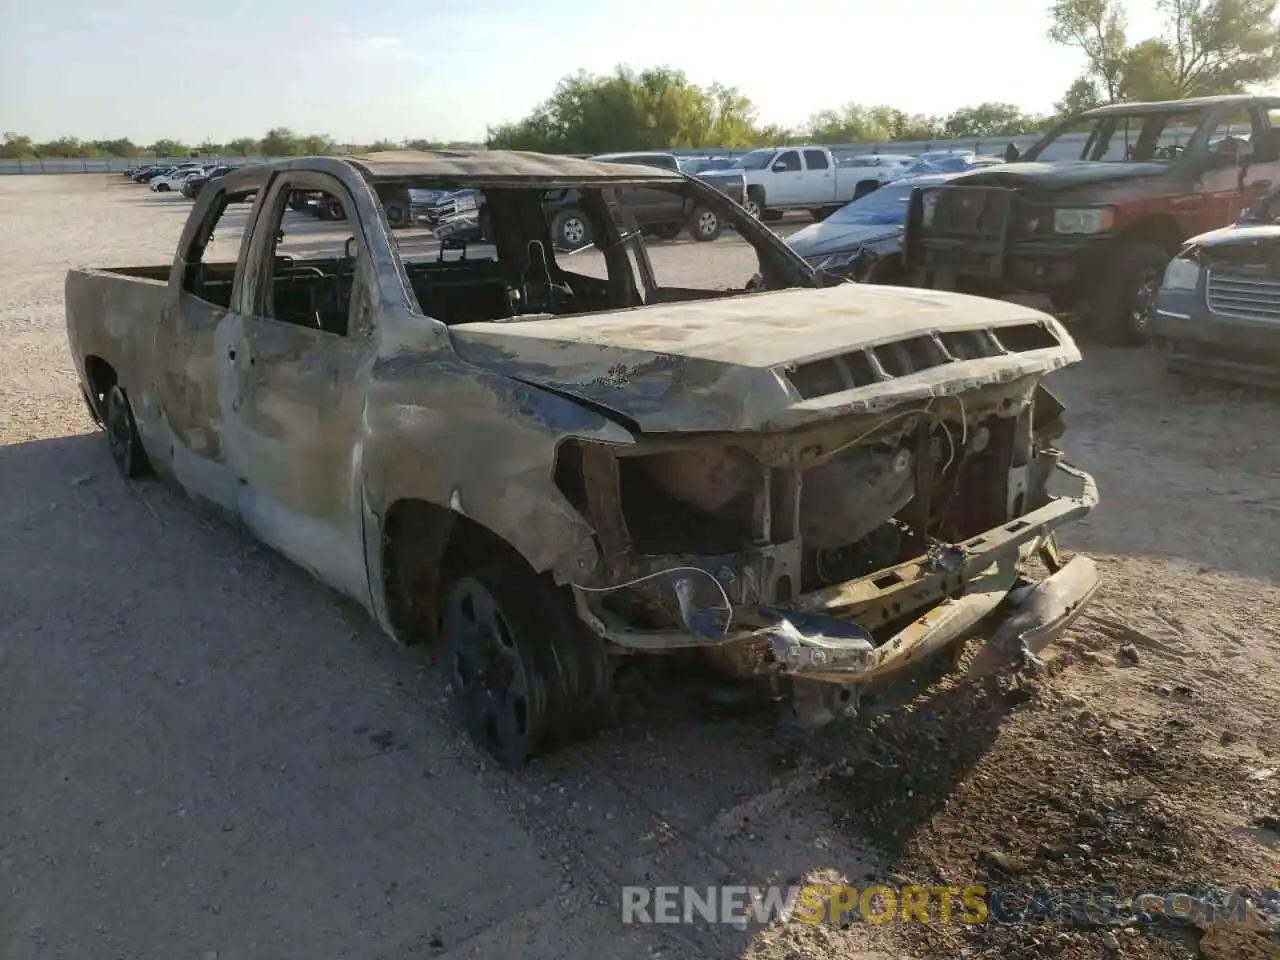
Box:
[687,205,722,242]
[384,200,409,228]
[1091,242,1168,346]
[104,385,151,479]
[551,208,594,250]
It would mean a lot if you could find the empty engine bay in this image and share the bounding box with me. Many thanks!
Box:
[554,375,1068,673]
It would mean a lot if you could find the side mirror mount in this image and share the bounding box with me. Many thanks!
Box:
[1004,142,1021,163]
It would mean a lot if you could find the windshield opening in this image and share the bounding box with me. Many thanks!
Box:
[376,177,815,325]
[731,149,777,171]
[1024,110,1209,162]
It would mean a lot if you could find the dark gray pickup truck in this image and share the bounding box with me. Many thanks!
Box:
[434,151,747,248]
[65,150,1101,768]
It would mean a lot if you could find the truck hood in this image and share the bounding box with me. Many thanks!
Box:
[447,286,1078,433]
[1188,222,1280,248]
[787,221,902,260]
[946,160,1168,192]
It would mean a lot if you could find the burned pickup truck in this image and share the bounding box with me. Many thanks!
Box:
[66,150,1101,767]
[905,95,1280,345]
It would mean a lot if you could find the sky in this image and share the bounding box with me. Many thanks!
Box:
[0,0,1172,145]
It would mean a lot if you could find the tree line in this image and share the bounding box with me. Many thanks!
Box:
[7,0,1279,161]
[0,128,483,160]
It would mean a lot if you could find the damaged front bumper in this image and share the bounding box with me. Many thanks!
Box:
[573,459,1100,686]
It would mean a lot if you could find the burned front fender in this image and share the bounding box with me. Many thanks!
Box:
[360,351,633,586]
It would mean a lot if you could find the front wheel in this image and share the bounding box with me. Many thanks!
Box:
[104,385,151,479]
[687,205,722,242]
[744,195,763,219]
[443,560,611,769]
[1091,242,1168,346]
[155,183,170,193]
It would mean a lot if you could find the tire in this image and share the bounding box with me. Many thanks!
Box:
[104,385,151,479]
[649,223,683,241]
[811,207,837,222]
[550,208,593,250]
[324,197,344,221]
[744,191,764,219]
[687,205,722,242]
[442,559,611,769]
[156,183,170,193]
[853,181,879,201]
[384,200,409,228]
[761,209,784,222]
[1090,242,1168,346]
[80,385,103,428]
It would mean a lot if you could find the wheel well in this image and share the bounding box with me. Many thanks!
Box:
[83,356,117,413]
[855,179,881,195]
[746,184,765,201]
[1117,215,1183,253]
[381,498,532,645]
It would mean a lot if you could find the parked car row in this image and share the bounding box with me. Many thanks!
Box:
[123,160,256,201]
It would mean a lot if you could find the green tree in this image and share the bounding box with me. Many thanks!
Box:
[0,133,34,158]
[943,102,1040,137]
[1049,0,1129,102]
[260,127,300,156]
[225,137,260,156]
[804,104,942,143]
[92,138,138,157]
[298,133,335,155]
[1049,0,1280,106]
[753,123,801,145]
[486,66,759,152]
[366,139,401,151]
[148,138,189,157]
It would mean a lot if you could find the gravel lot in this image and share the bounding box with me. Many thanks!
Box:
[2,174,1278,960]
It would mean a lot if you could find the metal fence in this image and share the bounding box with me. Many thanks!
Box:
[0,136,1050,176]
[0,126,1207,174]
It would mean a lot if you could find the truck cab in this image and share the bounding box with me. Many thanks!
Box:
[733,146,901,221]
[904,95,1280,344]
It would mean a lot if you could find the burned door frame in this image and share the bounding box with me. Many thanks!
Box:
[153,177,264,509]
[220,168,380,604]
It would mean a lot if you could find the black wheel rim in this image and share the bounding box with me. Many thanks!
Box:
[1131,267,1161,334]
[445,577,536,766]
[105,391,131,470]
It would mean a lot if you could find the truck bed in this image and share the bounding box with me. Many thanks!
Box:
[65,266,172,419]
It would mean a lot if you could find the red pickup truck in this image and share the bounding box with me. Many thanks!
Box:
[905,94,1280,344]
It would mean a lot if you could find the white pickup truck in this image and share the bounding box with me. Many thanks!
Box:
[732,147,913,221]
